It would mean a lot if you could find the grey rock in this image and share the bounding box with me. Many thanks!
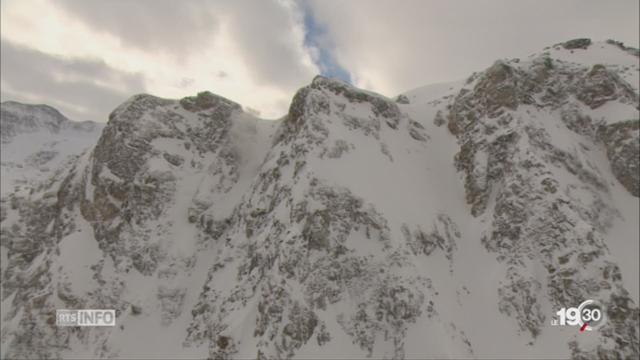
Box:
[561,38,592,50]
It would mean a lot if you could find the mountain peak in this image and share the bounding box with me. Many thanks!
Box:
[554,38,640,57]
[1,101,71,143]
[179,91,241,113]
[559,37,593,50]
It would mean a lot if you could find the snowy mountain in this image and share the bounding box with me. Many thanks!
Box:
[1,38,638,359]
[0,101,104,196]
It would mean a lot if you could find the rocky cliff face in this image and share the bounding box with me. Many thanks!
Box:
[1,39,638,359]
[447,39,639,358]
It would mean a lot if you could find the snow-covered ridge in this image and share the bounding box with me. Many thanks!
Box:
[1,38,638,359]
[1,101,101,143]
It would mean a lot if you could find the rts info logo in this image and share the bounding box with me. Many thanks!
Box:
[56,309,116,327]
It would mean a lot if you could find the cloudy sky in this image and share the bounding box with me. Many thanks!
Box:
[1,0,638,121]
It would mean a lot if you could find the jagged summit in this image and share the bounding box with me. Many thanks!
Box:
[283,74,404,142]
[555,38,639,56]
[179,91,241,113]
[309,75,396,106]
[405,38,639,104]
[107,91,242,123]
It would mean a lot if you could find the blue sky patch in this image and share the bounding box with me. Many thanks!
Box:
[301,6,351,84]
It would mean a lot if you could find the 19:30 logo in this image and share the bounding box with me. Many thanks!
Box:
[551,299,606,332]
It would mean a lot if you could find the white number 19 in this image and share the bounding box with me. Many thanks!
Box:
[556,307,580,326]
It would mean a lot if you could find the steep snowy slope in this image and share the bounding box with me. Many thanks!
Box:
[0,38,638,360]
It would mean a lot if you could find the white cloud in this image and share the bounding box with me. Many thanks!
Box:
[1,40,146,121]
[0,0,319,120]
[2,0,638,120]
[308,0,640,96]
